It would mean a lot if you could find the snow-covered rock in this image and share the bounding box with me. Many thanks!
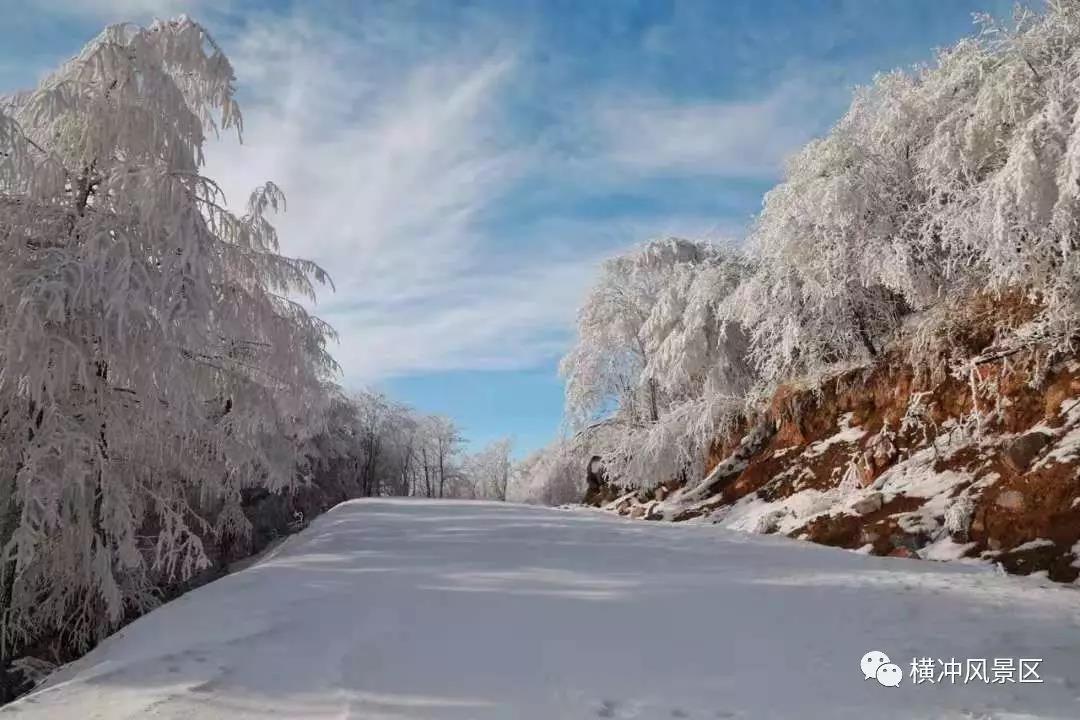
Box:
[851,492,883,516]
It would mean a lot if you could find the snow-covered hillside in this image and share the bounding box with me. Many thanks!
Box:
[5,499,1079,719]
[596,353,1080,583]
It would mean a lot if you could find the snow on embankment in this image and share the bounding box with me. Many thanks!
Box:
[5,499,1080,719]
[601,350,1080,584]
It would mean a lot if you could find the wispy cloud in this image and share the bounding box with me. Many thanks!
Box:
[197,4,836,386]
[32,0,214,20]
[1,0,1015,447]
[321,208,740,381]
[584,78,834,179]
[6,1,835,388]
[325,257,594,381]
[204,9,596,384]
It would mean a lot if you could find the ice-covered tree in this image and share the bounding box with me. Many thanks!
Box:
[735,71,928,392]
[740,1,1080,390]
[463,438,514,501]
[508,442,585,506]
[414,415,464,499]
[642,248,757,414]
[559,238,755,489]
[910,2,1080,347]
[540,2,1080,503]
[379,401,423,498]
[0,17,335,652]
[350,391,392,497]
[562,238,729,424]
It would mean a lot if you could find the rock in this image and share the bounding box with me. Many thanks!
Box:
[671,508,705,522]
[1043,385,1071,420]
[944,496,975,539]
[654,486,668,502]
[855,456,877,488]
[1003,432,1052,474]
[995,489,1025,512]
[889,532,925,552]
[583,456,610,506]
[753,509,786,535]
[733,474,756,495]
[987,537,1003,551]
[856,432,899,487]
[629,505,646,519]
[852,492,884,516]
[615,499,631,514]
[860,528,880,546]
[888,546,917,559]
[683,417,777,501]
[871,439,897,469]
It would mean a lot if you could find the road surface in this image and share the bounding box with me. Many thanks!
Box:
[5,499,1080,718]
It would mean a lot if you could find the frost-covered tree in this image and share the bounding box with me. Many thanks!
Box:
[910,2,1080,346]
[463,438,514,501]
[413,415,464,499]
[642,248,757,416]
[559,238,755,489]
[0,17,335,653]
[740,1,1080,390]
[303,391,367,503]
[508,442,584,506]
[735,72,928,392]
[561,238,708,427]
[540,2,1080,504]
[379,401,422,497]
[350,390,392,497]
[301,391,457,502]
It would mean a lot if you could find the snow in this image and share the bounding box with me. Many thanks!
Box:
[801,412,866,458]
[685,414,873,536]
[1032,399,1080,470]
[712,485,854,536]
[771,445,799,458]
[919,537,977,562]
[1034,425,1080,470]
[873,447,974,538]
[6,498,1080,719]
[876,448,969,500]
[1011,539,1057,553]
[704,442,976,543]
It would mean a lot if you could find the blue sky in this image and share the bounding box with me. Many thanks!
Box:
[2,0,1012,456]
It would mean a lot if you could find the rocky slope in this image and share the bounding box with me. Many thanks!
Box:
[592,328,1080,584]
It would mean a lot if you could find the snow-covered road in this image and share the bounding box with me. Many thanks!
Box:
[6,499,1080,719]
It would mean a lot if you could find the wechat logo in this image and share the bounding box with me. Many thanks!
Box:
[861,650,902,687]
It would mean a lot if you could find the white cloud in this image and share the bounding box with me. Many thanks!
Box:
[10,2,822,387]
[198,8,825,386]
[32,0,213,21]
[323,257,595,381]
[320,211,733,381]
[587,79,830,178]
[203,10,598,385]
